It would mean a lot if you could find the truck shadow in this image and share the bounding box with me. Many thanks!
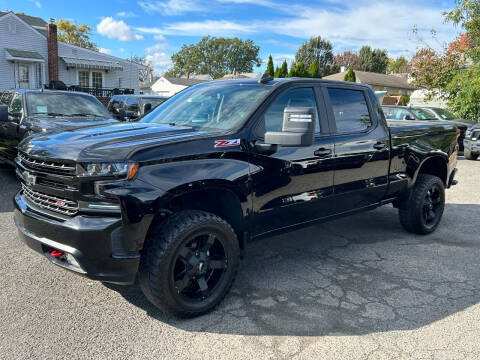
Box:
[0,165,18,213]
[107,202,480,336]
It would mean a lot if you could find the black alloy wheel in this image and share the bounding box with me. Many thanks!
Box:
[139,210,240,317]
[421,183,443,229]
[172,232,229,303]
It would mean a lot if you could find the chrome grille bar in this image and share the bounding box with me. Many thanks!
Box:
[22,184,78,216]
[18,153,76,174]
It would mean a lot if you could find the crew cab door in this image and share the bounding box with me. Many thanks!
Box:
[249,85,335,236]
[0,91,23,161]
[323,85,390,213]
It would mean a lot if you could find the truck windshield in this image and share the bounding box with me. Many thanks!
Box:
[140,83,270,130]
[430,108,457,120]
[139,97,167,110]
[410,108,436,120]
[26,93,110,118]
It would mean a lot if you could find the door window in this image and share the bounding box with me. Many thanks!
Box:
[78,71,89,87]
[18,64,30,88]
[327,88,372,133]
[263,87,319,134]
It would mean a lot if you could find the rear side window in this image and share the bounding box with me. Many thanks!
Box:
[264,87,319,134]
[327,88,372,133]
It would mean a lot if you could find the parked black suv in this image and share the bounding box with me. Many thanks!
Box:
[13,78,458,317]
[107,94,169,121]
[0,89,117,165]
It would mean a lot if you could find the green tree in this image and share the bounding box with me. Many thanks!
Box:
[446,64,480,121]
[166,36,261,79]
[294,62,309,77]
[294,36,334,77]
[387,56,409,73]
[343,67,356,82]
[288,62,297,77]
[309,59,321,78]
[358,46,389,73]
[266,55,275,77]
[444,0,480,47]
[57,19,97,50]
[279,60,289,78]
[274,65,281,77]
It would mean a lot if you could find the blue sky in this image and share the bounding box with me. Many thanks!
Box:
[3,0,460,74]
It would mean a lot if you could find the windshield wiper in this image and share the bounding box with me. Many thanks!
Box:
[68,113,106,118]
[31,112,67,117]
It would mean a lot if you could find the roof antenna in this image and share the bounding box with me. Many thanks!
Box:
[258,73,273,84]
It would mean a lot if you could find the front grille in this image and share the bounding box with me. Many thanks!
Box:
[22,184,78,216]
[18,152,76,175]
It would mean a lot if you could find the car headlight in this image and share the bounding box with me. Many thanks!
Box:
[76,162,139,179]
[465,130,472,138]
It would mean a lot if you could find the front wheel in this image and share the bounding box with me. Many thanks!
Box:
[139,210,240,317]
[398,174,445,235]
[464,148,479,160]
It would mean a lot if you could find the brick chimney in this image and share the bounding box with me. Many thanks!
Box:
[46,19,58,82]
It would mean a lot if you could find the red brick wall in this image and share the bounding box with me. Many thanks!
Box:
[47,23,58,82]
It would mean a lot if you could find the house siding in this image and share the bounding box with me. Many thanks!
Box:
[0,14,47,91]
[1,13,141,93]
[57,42,140,92]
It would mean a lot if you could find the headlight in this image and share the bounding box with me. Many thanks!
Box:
[76,162,138,179]
[465,130,472,138]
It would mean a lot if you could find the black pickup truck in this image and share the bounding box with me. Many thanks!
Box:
[13,77,458,317]
[0,89,117,165]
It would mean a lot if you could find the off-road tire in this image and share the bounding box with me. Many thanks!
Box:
[398,174,445,235]
[139,210,240,317]
[464,148,479,160]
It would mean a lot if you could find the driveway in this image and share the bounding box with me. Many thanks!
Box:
[0,158,479,359]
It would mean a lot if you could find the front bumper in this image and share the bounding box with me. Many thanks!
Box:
[14,192,144,285]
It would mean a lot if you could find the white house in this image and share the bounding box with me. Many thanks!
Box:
[0,11,143,92]
[151,77,207,97]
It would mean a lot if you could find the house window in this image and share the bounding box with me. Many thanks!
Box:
[92,72,103,88]
[78,71,89,87]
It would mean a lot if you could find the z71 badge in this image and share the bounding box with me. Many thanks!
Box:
[214,139,241,148]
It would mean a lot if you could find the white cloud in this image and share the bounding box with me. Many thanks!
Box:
[154,34,166,41]
[28,0,42,8]
[119,48,125,53]
[138,0,205,15]
[116,11,138,18]
[146,42,167,54]
[137,20,255,37]
[146,52,172,74]
[98,47,112,54]
[136,1,457,56]
[216,0,276,7]
[97,17,144,41]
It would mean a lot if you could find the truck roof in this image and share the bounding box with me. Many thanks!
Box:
[202,77,374,90]
[6,89,98,98]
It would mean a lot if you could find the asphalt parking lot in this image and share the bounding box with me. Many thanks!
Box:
[0,158,479,359]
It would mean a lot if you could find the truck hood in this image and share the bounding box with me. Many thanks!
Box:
[27,116,119,133]
[19,122,214,162]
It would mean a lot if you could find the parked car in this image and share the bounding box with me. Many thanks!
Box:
[382,105,467,150]
[107,95,169,121]
[0,90,117,165]
[13,77,458,317]
[420,107,470,151]
[463,124,480,160]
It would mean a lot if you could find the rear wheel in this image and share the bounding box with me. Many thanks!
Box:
[139,210,240,317]
[398,174,445,235]
[464,148,479,160]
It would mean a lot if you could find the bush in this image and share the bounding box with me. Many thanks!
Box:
[343,67,356,82]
